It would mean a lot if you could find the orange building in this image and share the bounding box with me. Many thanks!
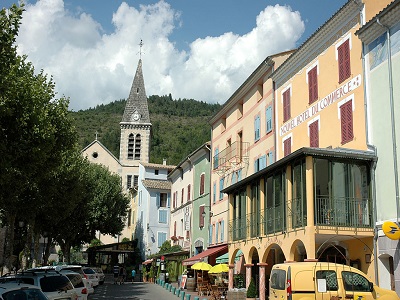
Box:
[214,1,394,300]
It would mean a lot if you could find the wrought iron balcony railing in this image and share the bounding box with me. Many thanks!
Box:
[213,141,249,171]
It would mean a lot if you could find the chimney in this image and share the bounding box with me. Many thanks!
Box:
[163,158,167,165]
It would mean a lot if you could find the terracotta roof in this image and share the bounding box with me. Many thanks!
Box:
[141,162,176,170]
[142,179,171,190]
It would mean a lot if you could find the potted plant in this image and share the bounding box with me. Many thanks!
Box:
[246,277,257,300]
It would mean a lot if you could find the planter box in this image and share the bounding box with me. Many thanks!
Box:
[227,290,247,300]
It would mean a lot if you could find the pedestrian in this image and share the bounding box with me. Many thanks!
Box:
[122,266,127,283]
[118,265,124,285]
[131,269,136,283]
[113,264,119,285]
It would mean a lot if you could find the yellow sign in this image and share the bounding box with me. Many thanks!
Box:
[382,221,400,240]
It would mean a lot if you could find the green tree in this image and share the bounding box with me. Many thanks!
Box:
[0,4,77,269]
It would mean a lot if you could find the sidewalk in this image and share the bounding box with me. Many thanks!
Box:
[156,280,213,300]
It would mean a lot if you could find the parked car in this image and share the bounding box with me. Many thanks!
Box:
[82,268,99,287]
[0,270,78,300]
[0,282,49,300]
[60,271,88,300]
[270,262,400,300]
[92,267,105,285]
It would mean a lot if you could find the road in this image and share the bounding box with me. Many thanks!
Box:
[89,281,182,300]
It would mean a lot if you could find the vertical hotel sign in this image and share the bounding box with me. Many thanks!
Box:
[280,74,361,136]
[185,206,190,230]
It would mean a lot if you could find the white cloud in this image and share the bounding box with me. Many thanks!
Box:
[15,1,304,111]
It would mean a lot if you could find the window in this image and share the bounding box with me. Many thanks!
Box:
[127,175,132,189]
[174,221,177,236]
[308,66,318,103]
[309,120,319,147]
[231,172,237,184]
[187,184,191,201]
[173,192,176,208]
[133,175,138,187]
[215,222,219,243]
[268,151,274,165]
[284,137,291,156]
[220,220,224,242]
[127,209,131,226]
[214,148,219,169]
[134,134,141,160]
[209,224,213,244]
[155,169,159,175]
[254,155,267,172]
[181,188,184,205]
[283,88,291,122]
[128,134,134,159]
[213,183,216,204]
[316,270,338,291]
[338,39,351,83]
[254,115,261,141]
[342,271,371,292]
[200,173,205,195]
[157,193,168,207]
[340,101,353,144]
[266,106,272,133]
[199,206,205,228]
[270,269,286,290]
[157,232,167,247]
[159,210,167,223]
[219,178,224,200]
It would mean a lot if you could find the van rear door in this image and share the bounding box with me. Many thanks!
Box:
[270,268,287,300]
[314,269,341,300]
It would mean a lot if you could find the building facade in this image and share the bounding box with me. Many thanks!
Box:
[356,0,400,293]
[209,1,394,300]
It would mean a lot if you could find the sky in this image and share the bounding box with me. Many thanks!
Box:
[3,0,348,111]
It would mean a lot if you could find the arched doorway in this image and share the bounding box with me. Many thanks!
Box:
[318,245,347,264]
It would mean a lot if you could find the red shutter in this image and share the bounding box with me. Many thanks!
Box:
[284,138,291,156]
[341,101,353,144]
[187,184,191,201]
[309,120,319,148]
[308,66,318,104]
[181,188,184,205]
[283,89,291,122]
[338,40,351,83]
[200,174,205,195]
[174,221,177,236]
[199,206,205,227]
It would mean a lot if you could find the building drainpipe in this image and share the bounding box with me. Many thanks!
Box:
[376,18,400,224]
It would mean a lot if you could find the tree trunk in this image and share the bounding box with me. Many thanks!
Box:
[3,213,16,272]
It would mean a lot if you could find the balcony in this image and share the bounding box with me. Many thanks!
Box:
[229,196,372,242]
[213,142,249,175]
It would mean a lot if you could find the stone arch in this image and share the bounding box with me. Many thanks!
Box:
[289,239,307,262]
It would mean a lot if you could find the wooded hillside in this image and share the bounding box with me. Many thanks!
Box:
[70,95,221,165]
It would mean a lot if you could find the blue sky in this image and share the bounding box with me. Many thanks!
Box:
[2,0,347,110]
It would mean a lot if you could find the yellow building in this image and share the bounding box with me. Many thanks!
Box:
[215,1,393,300]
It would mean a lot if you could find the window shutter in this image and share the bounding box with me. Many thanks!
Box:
[187,184,191,201]
[174,221,177,236]
[308,66,318,104]
[156,193,160,207]
[254,159,258,172]
[284,138,291,157]
[214,148,219,169]
[221,220,224,242]
[231,172,237,184]
[269,151,274,165]
[266,106,272,132]
[309,120,319,147]
[283,89,291,122]
[261,154,267,169]
[209,224,212,244]
[181,188,184,205]
[219,178,224,200]
[213,183,216,204]
[254,116,260,141]
[338,40,351,83]
[216,222,219,243]
[200,174,205,195]
[341,101,353,144]
[167,193,170,208]
[199,206,205,227]
[238,169,242,181]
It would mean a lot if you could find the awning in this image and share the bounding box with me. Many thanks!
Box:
[216,249,243,264]
[142,259,153,265]
[182,245,228,266]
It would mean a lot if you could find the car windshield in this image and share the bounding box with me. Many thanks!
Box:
[83,269,95,274]
[3,288,48,300]
[40,276,73,292]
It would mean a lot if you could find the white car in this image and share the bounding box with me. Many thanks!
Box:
[92,267,105,285]
[60,271,88,300]
[82,278,94,295]
[0,282,49,300]
[0,270,78,300]
[82,268,99,287]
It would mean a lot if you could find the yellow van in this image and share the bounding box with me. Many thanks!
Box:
[269,262,399,300]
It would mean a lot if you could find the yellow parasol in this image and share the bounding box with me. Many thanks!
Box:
[208,263,229,274]
[191,261,212,271]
